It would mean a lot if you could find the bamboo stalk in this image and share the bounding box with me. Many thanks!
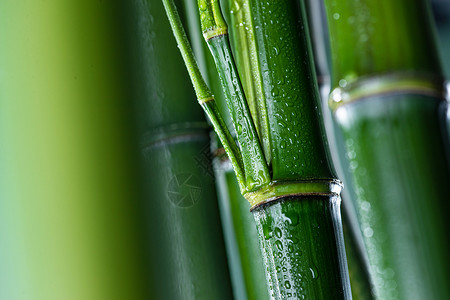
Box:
[214,158,271,300]
[303,1,374,298]
[227,1,350,297]
[163,0,352,298]
[184,2,272,298]
[132,0,233,298]
[324,0,450,299]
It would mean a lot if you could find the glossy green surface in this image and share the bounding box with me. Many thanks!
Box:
[342,210,374,300]
[324,0,450,299]
[248,0,334,181]
[215,161,270,300]
[0,1,149,299]
[253,197,351,300]
[226,0,271,162]
[185,4,268,298]
[335,95,450,299]
[198,0,228,38]
[132,0,233,298]
[207,36,270,192]
[222,0,351,298]
[324,0,442,90]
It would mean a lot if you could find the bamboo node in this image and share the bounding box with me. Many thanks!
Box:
[203,28,228,40]
[329,72,446,110]
[245,179,343,209]
[198,96,215,103]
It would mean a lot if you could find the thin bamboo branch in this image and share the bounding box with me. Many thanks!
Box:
[162,0,246,189]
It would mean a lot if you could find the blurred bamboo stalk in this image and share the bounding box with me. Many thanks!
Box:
[324,0,450,298]
[130,0,233,298]
[303,1,374,299]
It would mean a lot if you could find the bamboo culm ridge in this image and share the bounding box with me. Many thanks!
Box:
[162,0,352,298]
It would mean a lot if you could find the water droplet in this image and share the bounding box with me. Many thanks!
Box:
[310,266,319,280]
[333,13,340,20]
[347,150,356,159]
[199,0,207,11]
[274,227,282,238]
[236,123,242,134]
[361,201,371,211]
[263,225,272,240]
[271,86,279,97]
[275,240,283,251]
[232,0,241,12]
[284,281,291,289]
[360,34,369,42]
[273,46,279,55]
[364,227,374,238]
[288,244,294,252]
[349,160,358,170]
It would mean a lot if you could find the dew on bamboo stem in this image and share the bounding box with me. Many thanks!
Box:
[164,0,351,297]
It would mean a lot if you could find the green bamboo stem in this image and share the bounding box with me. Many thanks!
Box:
[206,35,271,191]
[164,0,352,298]
[253,195,350,300]
[223,0,351,298]
[324,0,450,299]
[184,3,270,298]
[214,157,271,300]
[247,0,334,182]
[132,0,233,298]
[324,0,441,91]
[162,0,246,190]
[226,0,272,162]
[303,1,374,298]
[186,3,273,297]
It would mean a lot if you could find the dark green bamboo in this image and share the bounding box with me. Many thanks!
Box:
[324,0,450,299]
[303,1,374,298]
[244,0,334,182]
[253,195,348,299]
[220,0,351,298]
[131,1,233,298]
